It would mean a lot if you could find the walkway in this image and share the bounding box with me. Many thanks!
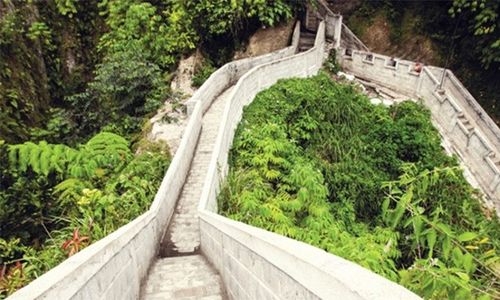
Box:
[141,255,224,300]
[140,87,234,299]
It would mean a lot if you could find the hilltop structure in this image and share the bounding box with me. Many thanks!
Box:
[9,1,498,299]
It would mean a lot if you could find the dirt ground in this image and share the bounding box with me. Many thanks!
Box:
[328,1,441,65]
[361,14,440,65]
[233,20,295,60]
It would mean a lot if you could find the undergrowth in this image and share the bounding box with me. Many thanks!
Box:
[0,133,170,297]
[218,72,499,299]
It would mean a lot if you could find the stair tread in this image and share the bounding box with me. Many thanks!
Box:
[141,254,226,299]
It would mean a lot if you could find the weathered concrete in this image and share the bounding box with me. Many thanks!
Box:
[305,0,343,47]
[199,211,419,300]
[198,21,420,300]
[8,101,204,300]
[186,22,302,116]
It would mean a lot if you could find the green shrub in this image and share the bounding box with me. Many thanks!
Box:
[0,133,170,297]
[324,48,341,74]
[67,47,168,138]
[219,72,499,298]
[192,60,216,87]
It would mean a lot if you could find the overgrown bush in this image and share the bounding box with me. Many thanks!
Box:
[66,47,167,139]
[192,60,216,87]
[219,73,499,299]
[324,48,341,74]
[0,133,170,297]
[98,1,197,69]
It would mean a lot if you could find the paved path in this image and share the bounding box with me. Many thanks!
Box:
[141,255,225,300]
[141,87,234,299]
[161,87,233,256]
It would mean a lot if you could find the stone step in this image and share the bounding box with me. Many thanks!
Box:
[301,31,316,39]
[299,38,315,46]
[298,32,316,52]
[159,86,233,257]
[141,255,226,300]
[299,46,312,52]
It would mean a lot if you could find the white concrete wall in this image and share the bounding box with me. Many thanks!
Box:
[199,211,420,300]
[338,49,500,212]
[8,102,204,300]
[339,50,420,96]
[311,0,343,45]
[8,22,303,300]
[198,22,420,300]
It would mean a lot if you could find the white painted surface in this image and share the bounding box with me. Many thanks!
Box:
[200,211,420,300]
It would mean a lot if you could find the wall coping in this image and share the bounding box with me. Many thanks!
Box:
[200,210,420,300]
[186,21,301,116]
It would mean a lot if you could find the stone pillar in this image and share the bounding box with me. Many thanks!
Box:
[334,15,342,48]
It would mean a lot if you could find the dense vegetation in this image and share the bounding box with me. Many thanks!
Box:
[338,0,500,124]
[219,73,500,299]
[0,0,305,145]
[2,0,497,297]
[0,133,170,296]
[0,0,306,296]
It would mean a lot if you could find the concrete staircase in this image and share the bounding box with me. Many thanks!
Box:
[140,87,234,299]
[158,87,232,257]
[141,255,225,300]
[298,30,316,52]
[140,27,318,299]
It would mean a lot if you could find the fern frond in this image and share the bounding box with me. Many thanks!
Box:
[54,178,90,206]
[8,145,18,169]
[39,141,52,176]
[17,143,31,172]
[28,142,42,174]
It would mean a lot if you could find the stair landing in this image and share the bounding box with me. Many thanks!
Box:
[141,255,225,300]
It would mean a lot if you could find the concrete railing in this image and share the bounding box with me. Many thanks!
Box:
[199,211,419,300]
[9,101,204,300]
[339,50,420,95]
[341,24,369,51]
[198,21,420,299]
[8,22,302,300]
[338,49,500,212]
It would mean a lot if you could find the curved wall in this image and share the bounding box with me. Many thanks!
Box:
[338,49,500,212]
[197,21,420,300]
[186,22,301,115]
[9,103,203,300]
[8,22,302,300]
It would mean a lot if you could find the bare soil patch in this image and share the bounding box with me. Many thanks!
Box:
[233,20,295,60]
